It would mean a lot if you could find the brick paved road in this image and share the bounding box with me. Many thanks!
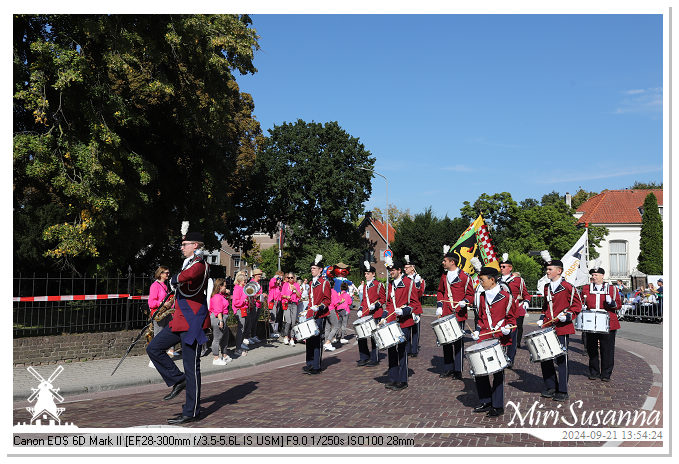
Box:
[14,314,662,448]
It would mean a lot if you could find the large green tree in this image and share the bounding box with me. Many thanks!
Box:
[253,120,374,252]
[637,192,663,275]
[460,192,519,251]
[14,14,262,274]
[391,208,468,286]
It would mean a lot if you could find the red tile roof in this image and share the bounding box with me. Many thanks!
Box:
[576,190,663,225]
[371,218,396,244]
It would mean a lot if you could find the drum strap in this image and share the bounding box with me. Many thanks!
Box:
[364,281,372,308]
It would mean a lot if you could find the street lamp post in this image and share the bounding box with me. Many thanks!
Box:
[357,166,390,288]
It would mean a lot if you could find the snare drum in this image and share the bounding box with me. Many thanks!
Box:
[524,327,565,362]
[465,339,508,377]
[353,315,377,339]
[372,321,406,350]
[574,310,610,333]
[291,318,319,341]
[431,314,464,345]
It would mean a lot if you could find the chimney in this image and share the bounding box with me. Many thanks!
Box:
[565,192,572,208]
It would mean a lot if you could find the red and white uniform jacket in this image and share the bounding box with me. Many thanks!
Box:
[477,287,516,346]
[581,283,622,331]
[169,256,210,338]
[360,279,386,319]
[385,275,419,329]
[541,278,582,336]
[500,273,531,317]
[306,276,332,319]
[437,269,474,322]
[406,272,425,315]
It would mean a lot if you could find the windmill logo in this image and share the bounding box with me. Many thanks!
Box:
[24,366,66,426]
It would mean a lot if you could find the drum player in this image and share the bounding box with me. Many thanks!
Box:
[470,265,516,417]
[435,247,475,380]
[581,266,621,382]
[537,252,582,402]
[383,258,420,390]
[356,260,386,367]
[403,254,425,358]
[303,254,332,375]
[498,253,531,368]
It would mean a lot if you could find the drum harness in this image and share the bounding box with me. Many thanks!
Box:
[388,277,415,323]
[588,282,615,311]
[363,280,383,316]
[545,280,576,323]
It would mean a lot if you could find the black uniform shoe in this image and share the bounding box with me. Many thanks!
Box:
[163,379,186,401]
[452,372,463,380]
[356,359,369,367]
[408,353,418,358]
[552,392,569,402]
[473,403,491,413]
[167,414,200,425]
[588,375,600,380]
[439,370,454,378]
[601,377,611,382]
[302,365,311,372]
[304,368,321,375]
[506,361,514,369]
[384,382,397,390]
[365,360,379,366]
[541,388,556,398]
[486,407,504,417]
[391,382,408,390]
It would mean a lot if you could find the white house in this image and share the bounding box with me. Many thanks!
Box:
[574,189,662,286]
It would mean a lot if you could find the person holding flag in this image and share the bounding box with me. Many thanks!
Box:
[436,246,475,380]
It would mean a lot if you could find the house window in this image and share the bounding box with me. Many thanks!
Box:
[366,229,370,239]
[234,257,241,268]
[609,241,628,276]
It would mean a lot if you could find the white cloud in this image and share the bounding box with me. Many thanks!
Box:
[614,87,662,114]
[441,164,473,172]
[537,166,662,184]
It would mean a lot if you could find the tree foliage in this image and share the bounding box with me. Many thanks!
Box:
[14,14,263,274]
[370,204,412,233]
[570,187,599,210]
[460,192,519,250]
[391,208,468,286]
[630,181,663,190]
[637,193,663,275]
[289,238,364,281]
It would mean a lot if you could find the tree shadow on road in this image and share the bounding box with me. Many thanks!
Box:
[200,381,259,417]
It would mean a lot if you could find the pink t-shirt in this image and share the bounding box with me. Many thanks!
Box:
[330,290,352,314]
[209,293,230,316]
[232,284,247,315]
[148,280,168,314]
[268,277,282,302]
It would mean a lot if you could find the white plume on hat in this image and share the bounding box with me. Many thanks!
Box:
[314,254,323,265]
[502,253,509,262]
[363,260,371,271]
[470,257,483,273]
[540,250,551,263]
[385,255,393,268]
[181,221,189,236]
[443,245,450,255]
[404,255,410,264]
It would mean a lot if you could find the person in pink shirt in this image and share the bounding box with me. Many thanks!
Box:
[334,282,352,345]
[281,272,302,346]
[148,266,176,365]
[268,271,284,339]
[208,278,231,365]
[231,272,250,356]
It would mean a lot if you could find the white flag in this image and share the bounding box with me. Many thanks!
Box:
[537,230,589,291]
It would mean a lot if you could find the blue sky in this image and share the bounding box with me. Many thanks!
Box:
[237,14,663,219]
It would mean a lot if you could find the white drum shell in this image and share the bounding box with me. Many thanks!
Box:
[353,315,377,339]
[525,327,565,362]
[574,310,610,333]
[373,321,406,350]
[465,339,508,377]
[431,314,464,344]
[292,319,319,341]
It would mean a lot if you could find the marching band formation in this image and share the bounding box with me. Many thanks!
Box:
[145,223,622,424]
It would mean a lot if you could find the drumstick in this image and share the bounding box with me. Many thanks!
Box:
[531,313,562,326]
[484,325,517,336]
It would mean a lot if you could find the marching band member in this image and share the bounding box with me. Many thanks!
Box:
[383,258,419,390]
[498,253,531,367]
[436,246,474,380]
[470,265,515,417]
[268,271,284,339]
[356,260,385,366]
[581,266,621,382]
[303,254,332,374]
[281,272,301,346]
[147,223,210,424]
[537,251,582,402]
[403,255,424,358]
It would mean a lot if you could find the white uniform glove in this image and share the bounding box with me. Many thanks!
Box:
[458,300,467,308]
[500,326,511,336]
[536,319,543,327]
[311,305,319,313]
[395,307,403,316]
[357,310,363,318]
[471,331,480,341]
[414,275,422,284]
[522,301,529,310]
[369,303,375,311]
[605,295,612,304]
[557,313,567,322]
[436,307,443,316]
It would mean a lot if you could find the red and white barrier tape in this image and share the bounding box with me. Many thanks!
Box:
[13,294,150,302]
